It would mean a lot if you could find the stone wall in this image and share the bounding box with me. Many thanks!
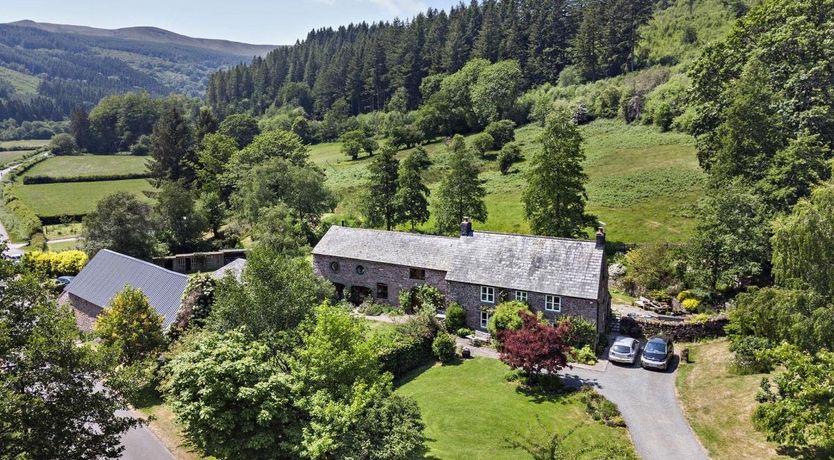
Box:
[61,292,103,332]
[312,254,448,306]
[447,281,603,333]
[619,315,729,342]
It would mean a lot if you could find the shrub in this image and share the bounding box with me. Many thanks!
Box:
[469,132,495,156]
[484,120,516,149]
[729,336,774,375]
[571,345,597,365]
[48,133,78,155]
[456,327,472,337]
[168,274,217,341]
[682,298,701,312]
[688,313,710,324]
[129,134,152,156]
[22,250,88,276]
[500,314,571,378]
[580,387,626,427]
[432,333,457,364]
[559,316,597,349]
[374,314,437,378]
[444,303,466,332]
[401,284,446,314]
[498,142,522,175]
[22,173,150,185]
[487,301,531,338]
[94,286,165,364]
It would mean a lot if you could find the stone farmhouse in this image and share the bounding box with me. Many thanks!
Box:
[312,221,611,334]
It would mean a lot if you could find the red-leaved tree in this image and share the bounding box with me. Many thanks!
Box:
[499,313,571,376]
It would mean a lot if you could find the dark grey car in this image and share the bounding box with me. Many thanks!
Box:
[640,336,674,370]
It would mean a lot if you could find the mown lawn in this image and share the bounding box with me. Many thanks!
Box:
[676,339,787,460]
[22,154,148,179]
[311,119,702,245]
[396,358,634,460]
[11,179,154,217]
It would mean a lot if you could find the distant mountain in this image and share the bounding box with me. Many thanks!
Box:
[0,20,278,122]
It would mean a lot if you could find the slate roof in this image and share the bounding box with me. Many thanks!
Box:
[445,232,604,300]
[313,226,605,300]
[212,258,247,281]
[65,249,189,328]
[312,226,459,272]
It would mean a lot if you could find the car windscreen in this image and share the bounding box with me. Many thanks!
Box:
[612,344,632,353]
[644,341,667,354]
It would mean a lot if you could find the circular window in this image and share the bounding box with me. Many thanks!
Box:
[329,261,340,272]
[355,265,365,275]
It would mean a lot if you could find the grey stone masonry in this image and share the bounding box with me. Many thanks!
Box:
[312,254,448,305]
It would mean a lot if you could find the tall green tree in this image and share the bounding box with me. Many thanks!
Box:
[154,182,209,254]
[0,267,140,459]
[434,135,487,234]
[83,192,156,259]
[194,107,219,143]
[396,148,432,230]
[362,144,401,230]
[148,106,196,186]
[195,133,238,194]
[523,110,593,238]
[94,286,165,365]
[217,113,260,148]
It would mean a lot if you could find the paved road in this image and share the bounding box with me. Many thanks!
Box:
[119,409,176,460]
[560,346,708,460]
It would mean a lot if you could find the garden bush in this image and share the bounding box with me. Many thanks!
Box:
[22,173,150,185]
[570,345,597,365]
[487,301,531,338]
[431,333,457,364]
[729,336,774,375]
[580,387,626,427]
[444,303,466,332]
[455,327,472,337]
[682,298,701,312]
[400,284,446,314]
[559,316,597,349]
[22,250,87,276]
[374,315,437,378]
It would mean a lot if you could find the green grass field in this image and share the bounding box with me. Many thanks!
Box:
[396,358,634,459]
[11,179,154,218]
[0,68,40,95]
[0,150,37,168]
[22,155,149,179]
[311,119,702,244]
[0,139,48,150]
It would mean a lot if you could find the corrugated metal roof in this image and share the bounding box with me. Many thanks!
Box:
[445,232,604,299]
[66,249,189,328]
[212,258,246,282]
[312,226,458,272]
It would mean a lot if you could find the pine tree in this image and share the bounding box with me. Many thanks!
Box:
[523,109,594,237]
[396,148,432,230]
[195,107,219,144]
[362,144,401,230]
[434,135,487,234]
[148,107,196,186]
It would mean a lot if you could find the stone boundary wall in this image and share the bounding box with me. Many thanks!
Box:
[619,315,728,342]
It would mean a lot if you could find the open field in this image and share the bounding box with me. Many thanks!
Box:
[22,155,148,179]
[0,68,40,95]
[0,139,48,149]
[0,150,37,168]
[311,119,702,245]
[676,339,787,460]
[396,358,635,459]
[10,179,154,218]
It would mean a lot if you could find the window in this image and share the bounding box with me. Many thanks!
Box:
[329,261,340,272]
[545,295,561,312]
[409,268,426,280]
[355,265,365,275]
[515,290,528,303]
[480,310,491,329]
[376,283,388,299]
[480,286,495,303]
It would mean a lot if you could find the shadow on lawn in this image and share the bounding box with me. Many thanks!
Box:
[511,372,594,404]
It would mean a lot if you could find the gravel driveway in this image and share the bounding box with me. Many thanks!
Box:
[559,342,708,460]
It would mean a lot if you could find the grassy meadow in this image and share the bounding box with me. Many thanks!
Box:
[396,358,635,459]
[0,150,38,168]
[676,339,786,460]
[22,154,148,179]
[0,139,48,150]
[11,178,154,218]
[312,119,702,245]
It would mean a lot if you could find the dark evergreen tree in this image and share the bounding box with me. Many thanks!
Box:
[434,135,487,234]
[396,148,432,230]
[148,107,196,186]
[362,144,401,230]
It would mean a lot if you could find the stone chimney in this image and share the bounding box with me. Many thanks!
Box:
[595,227,606,249]
[460,217,473,237]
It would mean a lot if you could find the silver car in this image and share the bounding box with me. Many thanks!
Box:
[608,336,640,364]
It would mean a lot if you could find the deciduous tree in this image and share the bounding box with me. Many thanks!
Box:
[94,285,165,364]
[500,313,571,377]
[83,192,156,260]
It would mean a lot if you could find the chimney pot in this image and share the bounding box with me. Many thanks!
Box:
[595,227,606,249]
[460,217,473,237]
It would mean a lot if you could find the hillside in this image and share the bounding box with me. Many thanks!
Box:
[0,21,277,122]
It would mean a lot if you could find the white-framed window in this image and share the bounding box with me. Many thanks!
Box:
[480,286,495,303]
[480,310,491,329]
[515,290,528,303]
[545,295,562,312]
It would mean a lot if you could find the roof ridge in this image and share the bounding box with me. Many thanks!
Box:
[473,230,598,245]
[100,249,189,278]
[332,225,459,240]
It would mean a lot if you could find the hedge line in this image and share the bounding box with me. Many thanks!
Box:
[39,214,86,225]
[23,172,151,185]
[0,154,50,240]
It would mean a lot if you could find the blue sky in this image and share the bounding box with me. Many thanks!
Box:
[0,0,461,45]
